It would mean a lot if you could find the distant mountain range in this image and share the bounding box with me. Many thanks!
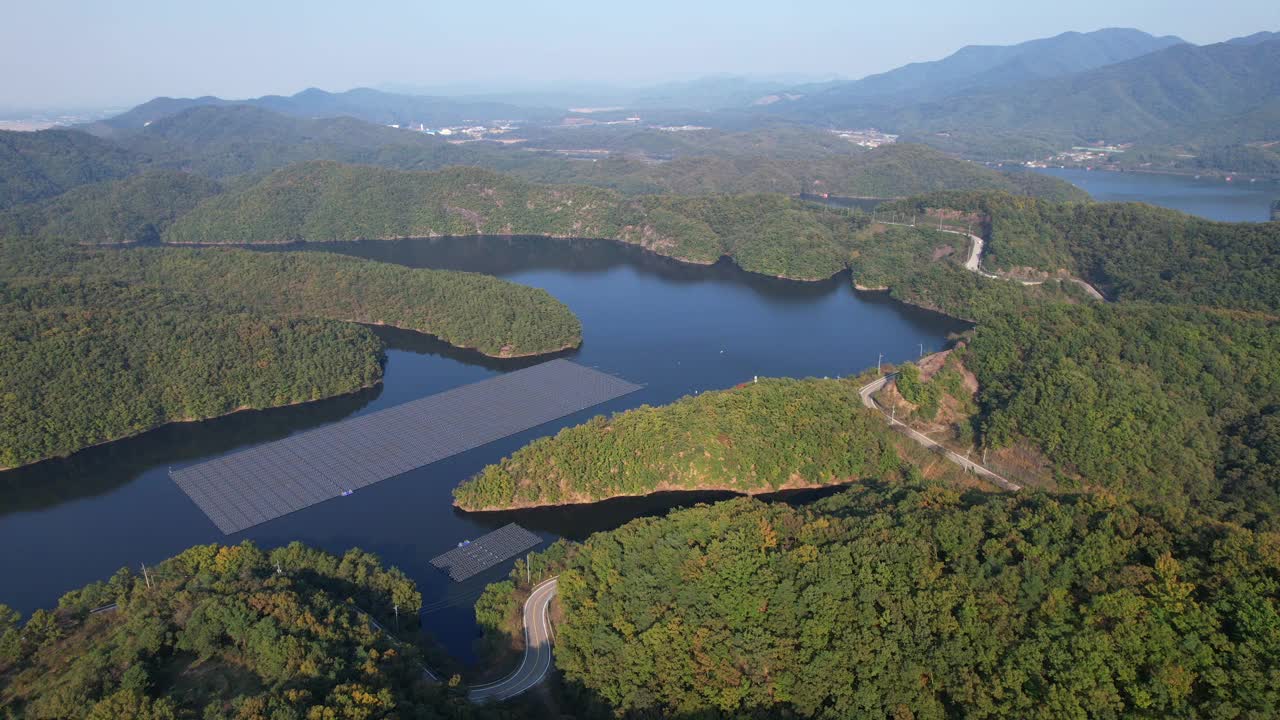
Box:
[761,31,1280,160]
[85,87,564,134]
[782,28,1186,107]
[42,25,1280,179]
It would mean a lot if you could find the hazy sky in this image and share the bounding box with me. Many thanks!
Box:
[2,0,1276,110]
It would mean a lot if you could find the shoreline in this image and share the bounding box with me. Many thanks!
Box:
[0,324,580,474]
[0,377,385,474]
[169,232,989,317]
[455,477,861,513]
[158,233,841,285]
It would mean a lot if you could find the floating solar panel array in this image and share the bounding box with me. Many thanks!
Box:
[430,523,543,582]
[171,360,641,534]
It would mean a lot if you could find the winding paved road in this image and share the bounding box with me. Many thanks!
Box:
[859,374,1022,491]
[879,220,1105,300]
[469,576,559,703]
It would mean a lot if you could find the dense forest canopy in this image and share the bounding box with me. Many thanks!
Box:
[0,279,385,469]
[542,486,1280,718]
[0,129,141,210]
[0,541,500,719]
[0,169,222,245]
[965,302,1280,521]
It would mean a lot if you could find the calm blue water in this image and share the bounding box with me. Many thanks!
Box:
[1035,168,1279,222]
[0,236,965,662]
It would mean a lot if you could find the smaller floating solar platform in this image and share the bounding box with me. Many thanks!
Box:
[430,523,543,582]
[171,359,640,534]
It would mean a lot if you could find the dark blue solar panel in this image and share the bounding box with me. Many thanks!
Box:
[171,360,640,534]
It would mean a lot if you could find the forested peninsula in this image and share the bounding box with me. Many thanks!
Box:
[0,239,581,469]
[453,376,975,510]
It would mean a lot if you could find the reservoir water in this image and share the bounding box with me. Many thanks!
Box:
[0,236,965,661]
[1034,168,1279,222]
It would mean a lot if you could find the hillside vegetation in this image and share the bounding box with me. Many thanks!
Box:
[0,279,384,470]
[0,541,494,719]
[542,486,1280,718]
[965,302,1280,520]
[0,129,141,210]
[0,169,222,244]
[453,377,971,510]
[885,191,1280,313]
[66,247,583,357]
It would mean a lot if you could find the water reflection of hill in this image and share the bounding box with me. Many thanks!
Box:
[287,235,848,301]
[462,485,851,541]
[0,386,383,518]
[368,324,578,371]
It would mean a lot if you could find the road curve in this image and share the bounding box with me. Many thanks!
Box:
[859,374,1022,491]
[879,220,1105,300]
[469,576,559,703]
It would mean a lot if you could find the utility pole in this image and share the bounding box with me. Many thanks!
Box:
[526,553,531,586]
[140,563,152,590]
[275,561,282,576]
[394,604,400,632]
[919,343,924,358]
[877,352,883,375]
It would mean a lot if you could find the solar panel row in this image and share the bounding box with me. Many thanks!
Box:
[171,360,641,534]
[429,523,543,582]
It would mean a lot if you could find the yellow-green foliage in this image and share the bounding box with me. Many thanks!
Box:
[549,486,1280,718]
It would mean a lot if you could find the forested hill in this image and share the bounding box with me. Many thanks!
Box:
[779,37,1280,158]
[453,376,973,510]
[87,86,560,132]
[780,28,1185,107]
[0,129,141,210]
[0,240,581,468]
[164,161,869,280]
[83,102,1086,200]
[0,542,493,719]
[884,190,1280,313]
[0,169,222,244]
[538,486,1280,718]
